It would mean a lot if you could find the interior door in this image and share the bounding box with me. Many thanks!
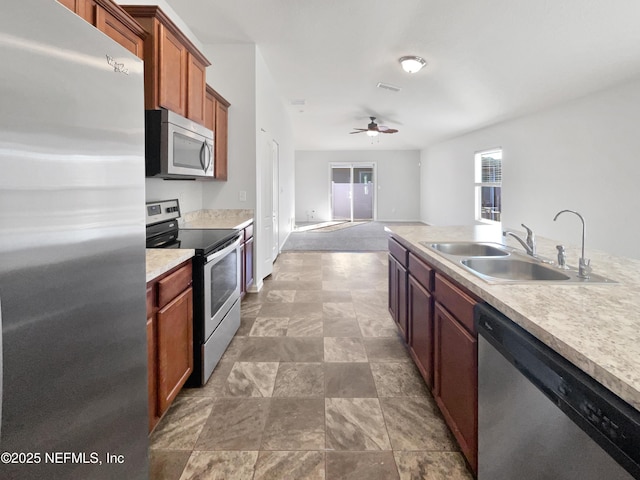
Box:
[272,140,279,260]
[257,130,274,284]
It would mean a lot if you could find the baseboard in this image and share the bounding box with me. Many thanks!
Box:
[377,219,426,223]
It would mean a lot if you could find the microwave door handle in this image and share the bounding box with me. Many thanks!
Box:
[204,141,212,172]
[199,142,206,170]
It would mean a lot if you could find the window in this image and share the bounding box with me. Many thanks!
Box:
[475,149,502,223]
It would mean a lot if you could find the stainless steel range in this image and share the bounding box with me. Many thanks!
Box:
[146,199,242,386]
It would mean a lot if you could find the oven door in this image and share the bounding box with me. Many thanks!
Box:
[203,235,242,340]
[166,120,213,178]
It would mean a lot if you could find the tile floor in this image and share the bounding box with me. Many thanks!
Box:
[149,251,473,480]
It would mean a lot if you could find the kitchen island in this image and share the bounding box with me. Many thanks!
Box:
[386,224,640,410]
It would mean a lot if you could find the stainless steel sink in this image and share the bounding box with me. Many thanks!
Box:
[422,242,510,257]
[461,257,571,282]
[419,240,617,284]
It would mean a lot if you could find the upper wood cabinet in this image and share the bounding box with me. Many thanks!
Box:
[57,0,145,59]
[205,85,231,180]
[122,6,211,124]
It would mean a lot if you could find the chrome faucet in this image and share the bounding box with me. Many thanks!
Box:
[503,223,536,256]
[553,209,591,279]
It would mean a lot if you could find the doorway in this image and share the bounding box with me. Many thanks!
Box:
[330,163,376,221]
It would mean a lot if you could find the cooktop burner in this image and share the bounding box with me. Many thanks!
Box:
[174,228,239,255]
[145,199,241,255]
[146,227,239,255]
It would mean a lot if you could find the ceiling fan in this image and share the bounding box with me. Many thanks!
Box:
[350,117,398,136]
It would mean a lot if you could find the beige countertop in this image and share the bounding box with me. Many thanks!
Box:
[385,224,640,410]
[146,249,195,283]
[180,209,253,230]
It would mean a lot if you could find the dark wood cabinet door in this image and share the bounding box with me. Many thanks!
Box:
[156,287,193,415]
[204,89,216,131]
[146,315,157,432]
[187,53,206,124]
[57,0,95,23]
[245,236,254,291]
[434,302,478,473]
[409,274,433,389]
[214,100,228,180]
[388,255,408,341]
[240,242,246,296]
[158,23,187,116]
[95,4,144,59]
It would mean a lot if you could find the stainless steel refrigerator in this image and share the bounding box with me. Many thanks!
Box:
[0,1,148,478]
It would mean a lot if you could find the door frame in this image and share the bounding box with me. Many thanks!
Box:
[328,162,377,221]
[272,139,280,259]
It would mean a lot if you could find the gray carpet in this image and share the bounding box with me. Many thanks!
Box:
[282,221,424,252]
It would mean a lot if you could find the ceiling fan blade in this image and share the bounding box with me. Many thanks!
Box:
[350,130,366,134]
[377,125,389,131]
[380,129,398,134]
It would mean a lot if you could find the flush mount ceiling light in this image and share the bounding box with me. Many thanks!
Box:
[399,56,427,73]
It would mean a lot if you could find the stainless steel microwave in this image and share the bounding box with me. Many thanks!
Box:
[145,108,214,179]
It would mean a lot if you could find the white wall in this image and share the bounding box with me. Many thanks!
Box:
[255,48,296,249]
[295,150,421,222]
[420,78,640,259]
[145,178,203,215]
[201,44,257,210]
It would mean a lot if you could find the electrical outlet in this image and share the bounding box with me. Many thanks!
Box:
[239,190,247,202]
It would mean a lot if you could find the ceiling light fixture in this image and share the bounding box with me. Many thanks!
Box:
[399,55,427,73]
[366,130,379,137]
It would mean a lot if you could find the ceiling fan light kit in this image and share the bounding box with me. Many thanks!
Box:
[399,55,427,73]
[350,117,398,137]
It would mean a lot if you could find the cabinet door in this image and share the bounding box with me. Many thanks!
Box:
[240,242,246,296]
[187,53,206,124]
[408,274,433,389]
[204,90,216,131]
[214,100,228,180]
[156,287,193,415]
[95,5,144,59]
[147,315,157,432]
[158,23,187,116]
[245,236,254,291]
[57,0,95,23]
[434,302,478,473]
[388,255,408,341]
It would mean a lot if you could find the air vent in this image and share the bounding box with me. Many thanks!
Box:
[290,99,306,106]
[376,82,402,93]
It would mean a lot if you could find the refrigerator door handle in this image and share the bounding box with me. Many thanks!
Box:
[0,296,3,439]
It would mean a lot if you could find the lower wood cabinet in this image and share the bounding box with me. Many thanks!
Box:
[408,274,433,389]
[388,237,479,474]
[389,254,408,341]
[241,222,254,296]
[157,288,193,414]
[146,260,193,432]
[434,301,478,472]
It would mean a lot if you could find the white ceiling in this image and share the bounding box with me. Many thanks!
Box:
[165,0,640,151]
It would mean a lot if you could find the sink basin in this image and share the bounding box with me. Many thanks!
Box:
[461,257,571,282]
[423,242,510,257]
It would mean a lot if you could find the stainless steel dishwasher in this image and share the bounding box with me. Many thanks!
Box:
[475,303,640,480]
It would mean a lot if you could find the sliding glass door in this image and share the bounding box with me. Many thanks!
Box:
[330,163,376,221]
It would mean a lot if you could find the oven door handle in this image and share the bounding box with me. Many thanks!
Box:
[205,235,242,263]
